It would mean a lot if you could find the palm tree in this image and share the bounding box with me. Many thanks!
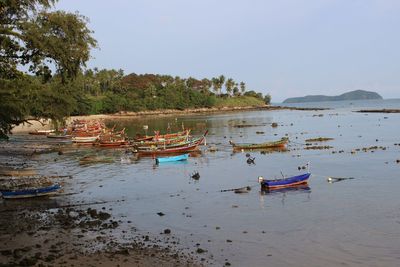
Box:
[218,75,225,95]
[211,77,220,95]
[201,78,212,94]
[233,83,239,97]
[233,87,239,96]
[240,81,246,95]
[225,78,235,96]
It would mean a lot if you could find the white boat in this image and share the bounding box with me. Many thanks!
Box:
[72,136,99,143]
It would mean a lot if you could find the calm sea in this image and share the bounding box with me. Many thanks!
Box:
[5,98,400,266]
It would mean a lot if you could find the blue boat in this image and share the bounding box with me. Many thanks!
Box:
[0,184,61,199]
[258,173,311,190]
[155,153,189,164]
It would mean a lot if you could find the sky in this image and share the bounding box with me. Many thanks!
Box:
[56,0,400,102]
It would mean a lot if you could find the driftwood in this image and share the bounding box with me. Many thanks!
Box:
[221,186,252,193]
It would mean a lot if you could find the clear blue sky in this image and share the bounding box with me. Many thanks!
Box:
[56,0,400,102]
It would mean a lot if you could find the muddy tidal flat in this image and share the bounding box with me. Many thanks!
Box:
[1,99,400,267]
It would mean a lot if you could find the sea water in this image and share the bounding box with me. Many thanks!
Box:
[4,99,400,266]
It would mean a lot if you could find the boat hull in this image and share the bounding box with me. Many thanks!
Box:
[156,154,189,163]
[138,142,200,155]
[98,141,129,147]
[231,138,288,150]
[261,173,311,189]
[72,136,99,143]
[1,184,61,199]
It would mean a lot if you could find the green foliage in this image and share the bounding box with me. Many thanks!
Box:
[244,90,263,99]
[214,96,265,108]
[264,94,272,105]
[0,0,97,138]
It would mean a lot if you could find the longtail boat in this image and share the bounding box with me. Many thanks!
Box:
[132,135,189,147]
[156,153,189,164]
[98,140,129,147]
[97,128,128,147]
[28,129,55,135]
[47,133,72,139]
[258,172,311,190]
[134,129,190,142]
[72,136,99,143]
[0,177,61,199]
[1,184,61,199]
[229,137,288,150]
[134,136,203,150]
[135,132,207,155]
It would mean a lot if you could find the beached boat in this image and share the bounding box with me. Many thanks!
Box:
[132,135,189,147]
[229,137,288,150]
[28,129,55,135]
[98,140,129,147]
[135,131,207,155]
[156,153,189,163]
[134,136,203,151]
[47,133,72,139]
[0,177,61,199]
[136,136,205,155]
[134,129,190,142]
[72,136,99,143]
[258,172,311,190]
[0,184,61,199]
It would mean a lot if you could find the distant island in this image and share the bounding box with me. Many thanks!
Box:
[283,90,383,103]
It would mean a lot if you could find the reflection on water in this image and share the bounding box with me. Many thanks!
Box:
[4,99,400,267]
[260,184,311,195]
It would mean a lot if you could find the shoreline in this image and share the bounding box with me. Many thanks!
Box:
[11,105,326,134]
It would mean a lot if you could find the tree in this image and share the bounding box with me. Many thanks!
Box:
[240,82,246,95]
[211,77,220,95]
[225,78,234,96]
[0,0,97,138]
[233,83,239,96]
[264,94,271,105]
[22,10,97,83]
[201,78,212,94]
[218,75,225,95]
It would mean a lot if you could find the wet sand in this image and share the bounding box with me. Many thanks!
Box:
[0,143,204,266]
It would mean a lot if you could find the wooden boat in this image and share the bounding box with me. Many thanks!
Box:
[28,129,55,135]
[132,135,189,147]
[136,136,205,155]
[1,184,61,199]
[156,153,189,164]
[258,173,311,190]
[134,136,203,150]
[98,140,129,147]
[0,177,61,199]
[47,133,72,139]
[134,130,190,142]
[230,137,288,150]
[72,136,99,143]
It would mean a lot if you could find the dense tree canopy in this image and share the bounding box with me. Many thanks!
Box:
[0,0,97,138]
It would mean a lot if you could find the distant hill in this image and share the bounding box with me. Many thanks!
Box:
[283,90,383,103]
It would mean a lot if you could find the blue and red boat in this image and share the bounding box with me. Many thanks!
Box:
[0,184,61,199]
[258,173,311,190]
